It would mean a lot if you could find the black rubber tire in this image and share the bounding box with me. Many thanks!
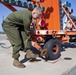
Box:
[43,38,61,60]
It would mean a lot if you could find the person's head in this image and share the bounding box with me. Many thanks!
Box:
[32,7,42,20]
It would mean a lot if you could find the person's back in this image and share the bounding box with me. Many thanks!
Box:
[4,10,32,26]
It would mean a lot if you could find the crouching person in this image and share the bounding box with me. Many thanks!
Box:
[2,7,42,68]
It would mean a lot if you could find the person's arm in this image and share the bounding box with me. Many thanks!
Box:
[23,15,31,36]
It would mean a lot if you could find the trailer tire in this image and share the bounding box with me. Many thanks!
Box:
[43,38,61,60]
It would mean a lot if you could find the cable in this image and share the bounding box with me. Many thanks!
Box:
[0,43,12,49]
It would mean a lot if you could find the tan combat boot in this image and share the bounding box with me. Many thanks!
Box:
[26,49,38,59]
[13,59,26,68]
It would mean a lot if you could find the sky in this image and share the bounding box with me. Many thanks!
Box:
[0,0,76,31]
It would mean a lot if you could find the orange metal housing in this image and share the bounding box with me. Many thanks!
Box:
[36,0,61,30]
